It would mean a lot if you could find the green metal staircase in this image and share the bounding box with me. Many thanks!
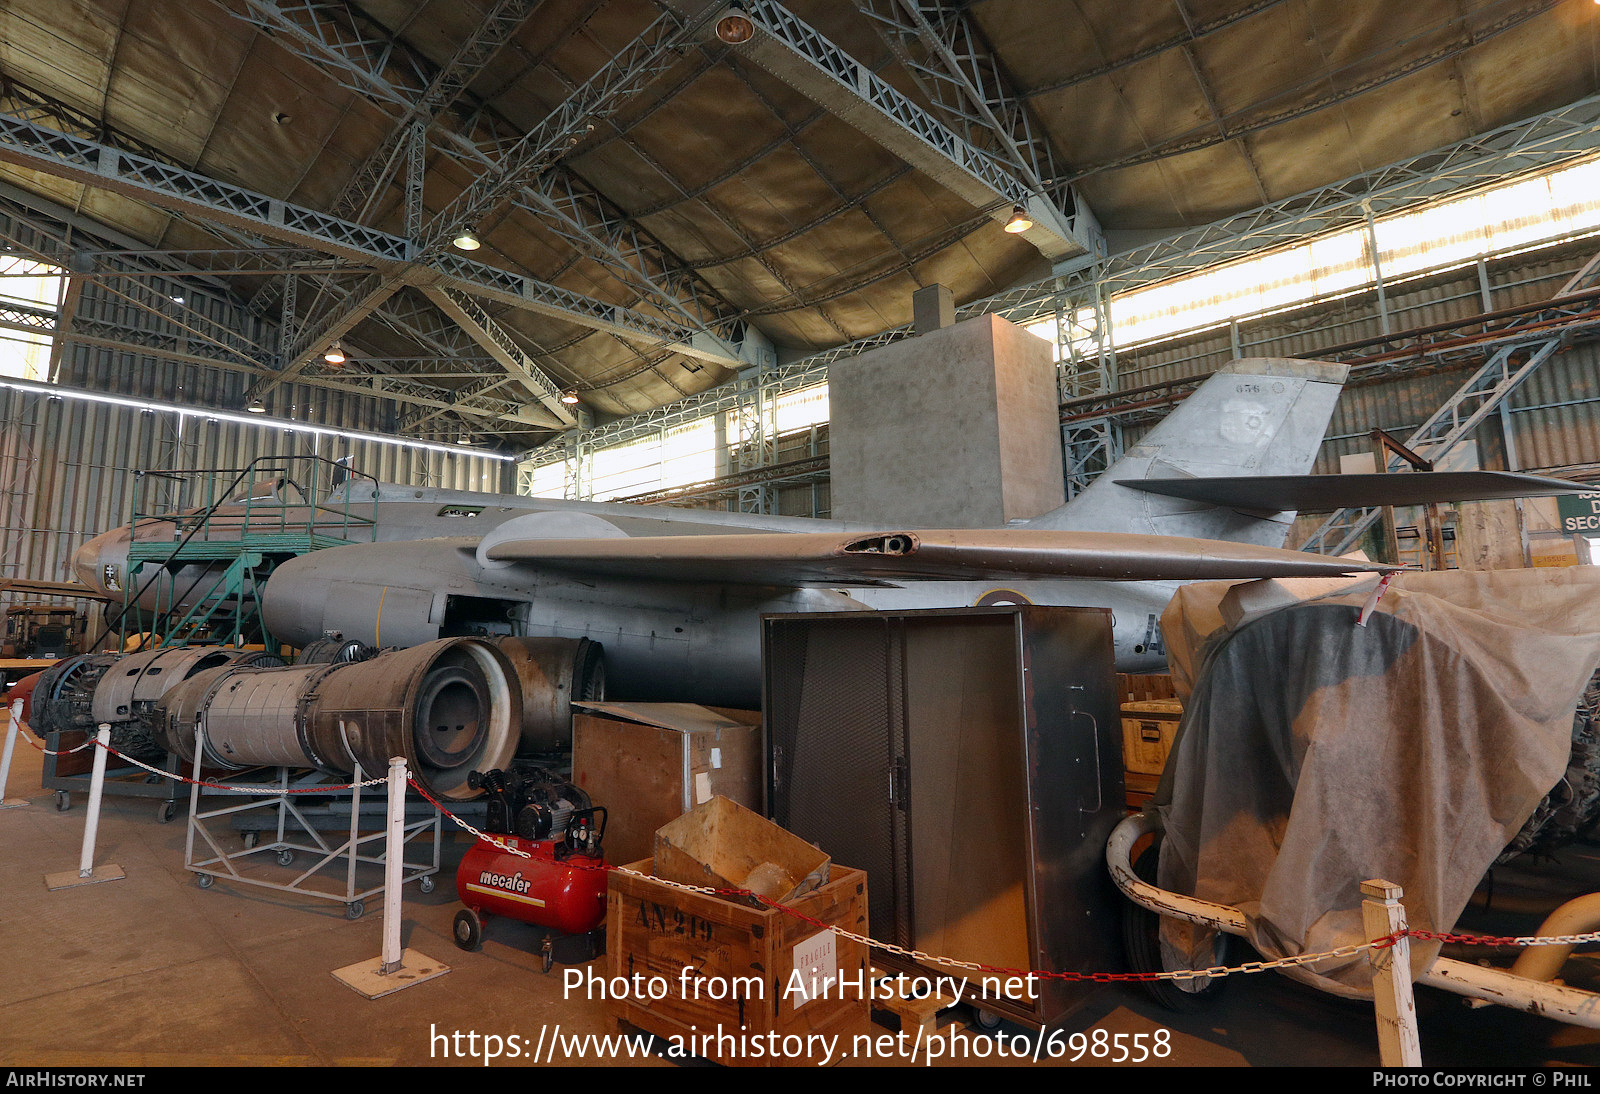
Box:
[115,455,377,652]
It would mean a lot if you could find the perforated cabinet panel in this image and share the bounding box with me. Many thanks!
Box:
[766,616,911,946]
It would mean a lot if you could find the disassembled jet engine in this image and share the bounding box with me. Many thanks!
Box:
[144,636,521,800]
[293,635,374,665]
[26,632,606,802]
[30,645,284,760]
[487,636,605,753]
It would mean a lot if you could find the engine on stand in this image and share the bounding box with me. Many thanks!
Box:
[453,761,609,972]
[32,646,284,761]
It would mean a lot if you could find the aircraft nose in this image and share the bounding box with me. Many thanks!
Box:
[72,527,129,596]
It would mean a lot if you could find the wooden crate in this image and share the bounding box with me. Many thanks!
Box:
[573,703,762,867]
[606,861,869,1066]
[1116,672,1177,705]
[654,794,830,902]
[1120,698,1182,810]
[1121,699,1182,776]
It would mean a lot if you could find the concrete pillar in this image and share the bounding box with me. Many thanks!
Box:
[829,313,1064,528]
[912,284,955,335]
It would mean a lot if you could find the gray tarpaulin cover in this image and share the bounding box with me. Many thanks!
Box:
[1155,567,1600,997]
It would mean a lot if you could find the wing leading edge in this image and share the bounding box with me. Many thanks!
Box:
[482,529,1394,587]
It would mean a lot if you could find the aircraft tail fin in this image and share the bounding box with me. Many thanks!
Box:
[1025,357,1348,547]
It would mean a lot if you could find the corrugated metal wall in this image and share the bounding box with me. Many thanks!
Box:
[1113,235,1600,480]
[0,386,509,587]
[0,237,511,587]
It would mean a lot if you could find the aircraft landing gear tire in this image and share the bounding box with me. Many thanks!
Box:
[1122,838,1231,1012]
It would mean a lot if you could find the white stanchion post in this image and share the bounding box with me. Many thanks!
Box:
[381,756,406,974]
[0,698,23,808]
[77,725,111,877]
[44,724,125,889]
[1362,878,1422,1067]
[331,758,449,997]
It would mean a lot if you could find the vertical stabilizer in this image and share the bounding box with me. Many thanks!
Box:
[1027,358,1348,546]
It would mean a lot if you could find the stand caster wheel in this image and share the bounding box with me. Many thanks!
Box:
[972,1007,1003,1031]
[242,831,258,850]
[419,875,435,895]
[55,791,70,812]
[453,908,483,952]
[346,900,364,920]
[156,800,177,824]
[276,848,294,867]
[197,873,214,889]
[541,937,554,974]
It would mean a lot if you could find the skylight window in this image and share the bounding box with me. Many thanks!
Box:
[0,254,65,381]
[1030,156,1600,355]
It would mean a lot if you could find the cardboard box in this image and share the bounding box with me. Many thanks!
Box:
[572,702,761,867]
[654,794,829,903]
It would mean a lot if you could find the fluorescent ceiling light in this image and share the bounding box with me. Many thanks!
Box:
[0,379,515,461]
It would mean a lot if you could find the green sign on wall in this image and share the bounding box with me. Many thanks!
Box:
[1558,491,1600,534]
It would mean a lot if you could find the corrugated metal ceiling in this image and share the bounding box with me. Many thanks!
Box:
[0,0,1595,448]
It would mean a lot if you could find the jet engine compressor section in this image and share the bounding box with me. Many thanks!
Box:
[30,645,285,761]
[149,636,521,800]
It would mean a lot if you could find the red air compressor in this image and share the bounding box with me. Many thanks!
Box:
[453,765,608,971]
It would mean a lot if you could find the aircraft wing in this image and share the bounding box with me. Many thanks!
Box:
[1117,470,1581,512]
[0,578,112,602]
[482,529,1395,586]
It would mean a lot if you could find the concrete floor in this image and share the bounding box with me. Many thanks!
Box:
[4,724,1600,1070]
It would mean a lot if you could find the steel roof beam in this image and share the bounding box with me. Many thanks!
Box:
[330,0,546,225]
[233,0,753,361]
[522,91,1600,467]
[422,286,575,426]
[699,0,1098,264]
[0,108,742,358]
[0,288,532,425]
[245,7,720,404]
[854,0,1100,259]
[269,273,559,427]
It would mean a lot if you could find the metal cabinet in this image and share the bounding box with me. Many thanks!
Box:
[762,605,1125,1030]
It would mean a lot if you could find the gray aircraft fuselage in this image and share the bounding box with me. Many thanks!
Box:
[73,485,1178,708]
[71,358,1351,706]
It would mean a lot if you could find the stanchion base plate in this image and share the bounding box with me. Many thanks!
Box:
[44,864,126,890]
[332,948,450,999]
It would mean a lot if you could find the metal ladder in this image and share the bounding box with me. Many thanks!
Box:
[1300,252,1600,557]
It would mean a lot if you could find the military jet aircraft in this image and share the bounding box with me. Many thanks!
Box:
[64,357,1579,707]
